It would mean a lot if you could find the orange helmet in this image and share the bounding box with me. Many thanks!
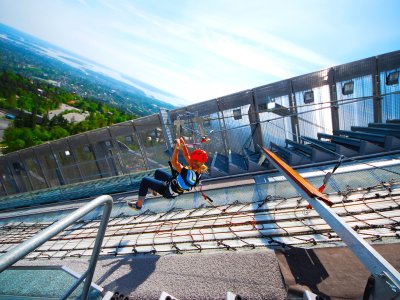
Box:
[190,149,208,163]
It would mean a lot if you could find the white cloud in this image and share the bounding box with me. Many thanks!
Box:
[76,0,89,8]
[108,5,306,82]
[0,0,354,105]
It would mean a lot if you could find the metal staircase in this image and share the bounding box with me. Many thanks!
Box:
[208,119,400,177]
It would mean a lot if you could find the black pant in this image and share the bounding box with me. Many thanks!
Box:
[138,169,173,197]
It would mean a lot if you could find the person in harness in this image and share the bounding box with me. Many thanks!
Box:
[127,137,208,210]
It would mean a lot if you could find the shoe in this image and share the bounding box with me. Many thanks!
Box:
[127,200,142,210]
[152,190,158,196]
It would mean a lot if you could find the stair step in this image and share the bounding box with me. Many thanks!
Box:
[286,139,313,156]
[318,133,362,149]
[386,119,400,124]
[368,123,400,129]
[270,142,310,166]
[318,133,384,155]
[286,139,335,163]
[333,130,386,144]
[301,136,358,157]
[243,147,260,163]
[351,126,400,137]
[210,152,229,176]
[242,147,268,171]
[230,151,248,171]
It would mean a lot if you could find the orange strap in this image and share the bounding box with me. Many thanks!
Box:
[262,147,333,207]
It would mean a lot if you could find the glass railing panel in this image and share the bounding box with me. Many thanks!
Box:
[0,266,102,300]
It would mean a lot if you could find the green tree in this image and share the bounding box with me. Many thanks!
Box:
[6,95,17,108]
[50,126,69,139]
[0,71,136,153]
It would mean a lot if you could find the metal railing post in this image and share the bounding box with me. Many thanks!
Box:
[80,197,112,299]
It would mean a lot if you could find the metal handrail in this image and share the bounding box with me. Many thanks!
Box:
[0,195,113,300]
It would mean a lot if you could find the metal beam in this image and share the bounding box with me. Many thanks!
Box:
[249,90,264,149]
[159,108,174,155]
[6,159,24,193]
[373,57,383,123]
[132,122,150,170]
[107,127,126,175]
[32,148,51,188]
[104,126,124,176]
[66,137,84,182]
[18,153,34,191]
[261,147,400,295]
[216,99,230,157]
[0,167,8,195]
[328,68,340,132]
[49,143,66,186]
[289,80,301,143]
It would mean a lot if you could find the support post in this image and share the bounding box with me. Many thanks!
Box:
[18,153,34,191]
[216,99,230,156]
[85,133,109,179]
[0,165,8,195]
[249,91,264,150]
[373,57,383,123]
[105,127,124,176]
[7,158,26,193]
[107,127,126,175]
[132,122,150,170]
[48,143,66,186]
[33,148,51,188]
[289,80,301,142]
[159,108,174,155]
[66,138,84,182]
[6,163,20,194]
[328,68,340,132]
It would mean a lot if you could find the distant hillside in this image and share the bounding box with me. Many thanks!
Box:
[0,23,176,116]
[0,71,135,153]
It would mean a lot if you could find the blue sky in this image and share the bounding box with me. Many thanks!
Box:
[0,0,399,104]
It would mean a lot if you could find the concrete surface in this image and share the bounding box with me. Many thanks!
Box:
[48,103,89,123]
[15,249,287,300]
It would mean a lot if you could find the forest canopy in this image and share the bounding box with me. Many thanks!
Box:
[0,72,136,153]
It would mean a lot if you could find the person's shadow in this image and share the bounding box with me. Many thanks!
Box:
[278,247,330,298]
[95,253,159,296]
